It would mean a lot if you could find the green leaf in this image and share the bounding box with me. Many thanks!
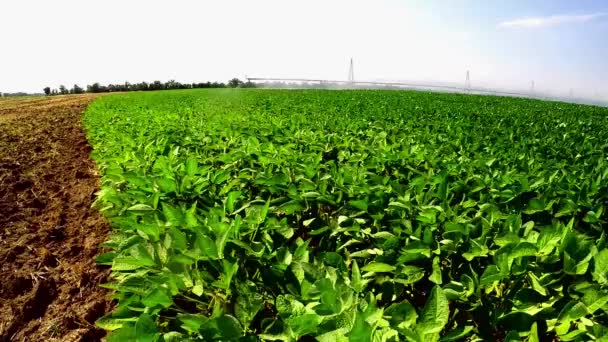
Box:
[133,244,155,266]
[323,251,343,267]
[437,172,449,203]
[429,256,442,285]
[142,288,173,308]
[315,278,342,315]
[184,202,199,228]
[195,233,218,259]
[396,265,425,285]
[499,312,535,333]
[135,314,159,342]
[212,170,230,185]
[107,325,137,342]
[96,316,136,331]
[235,290,264,329]
[558,301,588,323]
[537,227,561,255]
[186,157,198,176]
[579,285,608,313]
[350,199,368,211]
[226,190,242,213]
[527,322,539,342]
[177,314,208,333]
[511,242,538,258]
[259,197,270,223]
[213,259,238,291]
[417,208,437,225]
[192,284,204,296]
[222,259,238,288]
[317,329,350,342]
[361,262,396,273]
[583,210,600,223]
[461,199,477,208]
[527,272,547,296]
[523,198,544,214]
[564,251,593,275]
[161,202,183,226]
[112,256,154,271]
[349,312,373,342]
[157,177,177,193]
[127,204,156,211]
[214,222,234,259]
[351,260,366,293]
[593,249,608,285]
[215,315,243,339]
[137,224,160,242]
[556,199,577,218]
[480,265,506,286]
[417,285,449,335]
[162,332,185,342]
[279,200,304,215]
[385,301,418,329]
[440,326,473,342]
[96,252,116,265]
[504,331,521,342]
[288,313,321,337]
[168,227,187,251]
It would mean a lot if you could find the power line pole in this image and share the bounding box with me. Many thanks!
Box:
[348,58,355,83]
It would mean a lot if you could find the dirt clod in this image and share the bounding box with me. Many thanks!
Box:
[0,95,112,341]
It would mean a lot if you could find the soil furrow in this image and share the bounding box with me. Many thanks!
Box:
[0,95,111,341]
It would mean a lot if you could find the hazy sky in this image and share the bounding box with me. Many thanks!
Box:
[1,0,606,99]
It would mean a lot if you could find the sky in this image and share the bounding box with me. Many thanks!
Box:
[0,0,606,100]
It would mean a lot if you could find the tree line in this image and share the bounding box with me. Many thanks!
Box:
[42,78,254,96]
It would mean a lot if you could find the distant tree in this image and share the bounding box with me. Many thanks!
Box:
[166,80,177,89]
[36,79,232,95]
[87,83,101,93]
[1,92,31,96]
[72,84,84,94]
[129,82,146,91]
[193,82,214,89]
[152,81,164,90]
[228,78,243,88]
[138,82,149,91]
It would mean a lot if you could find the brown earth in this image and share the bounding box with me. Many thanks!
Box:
[0,95,112,341]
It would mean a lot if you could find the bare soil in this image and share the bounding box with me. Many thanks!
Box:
[0,95,112,341]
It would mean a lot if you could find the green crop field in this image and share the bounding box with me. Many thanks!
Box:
[84,89,608,341]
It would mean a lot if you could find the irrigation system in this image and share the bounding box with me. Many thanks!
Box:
[247,59,608,107]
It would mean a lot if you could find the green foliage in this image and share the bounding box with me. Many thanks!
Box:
[85,89,608,341]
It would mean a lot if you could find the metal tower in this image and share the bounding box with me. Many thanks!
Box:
[348,58,355,83]
[531,81,535,94]
[465,71,471,92]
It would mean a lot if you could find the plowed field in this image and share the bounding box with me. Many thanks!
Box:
[0,95,111,341]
